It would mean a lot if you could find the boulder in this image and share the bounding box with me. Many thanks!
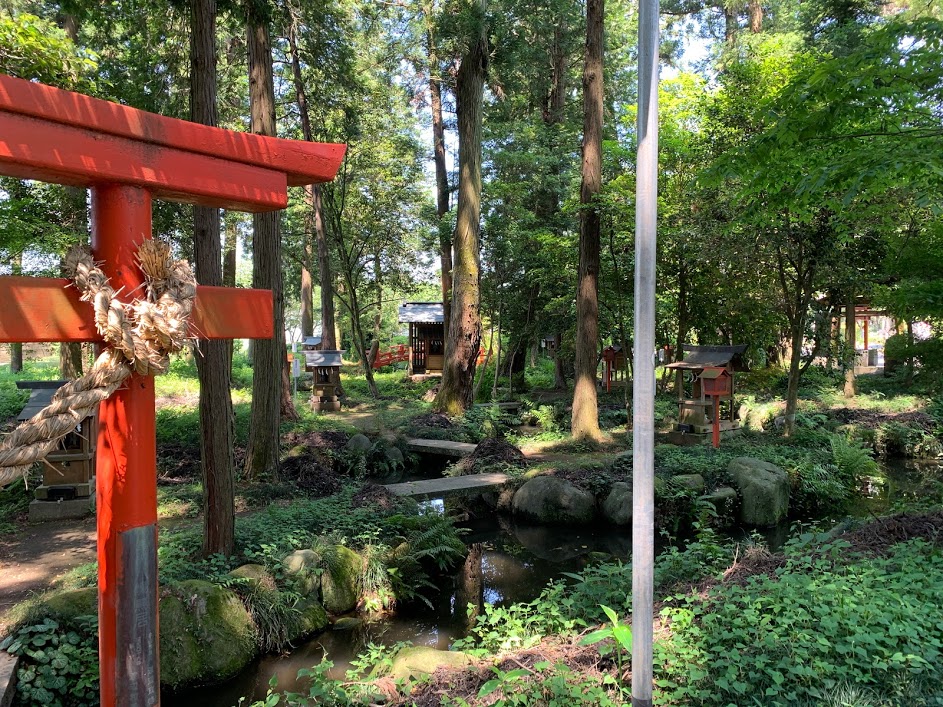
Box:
[728,457,789,527]
[332,616,363,631]
[320,545,364,614]
[602,482,633,526]
[42,587,97,623]
[512,476,596,525]
[384,445,405,465]
[388,646,473,680]
[158,580,255,689]
[346,434,373,452]
[290,598,329,642]
[229,564,275,590]
[672,474,706,493]
[698,486,738,520]
[283,549,321,596]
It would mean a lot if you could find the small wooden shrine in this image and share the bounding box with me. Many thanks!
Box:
[17,381,98,518]
[304,349,345,412]
[602,345,627,392]
[398,302,445,375]
[666,345,747,442]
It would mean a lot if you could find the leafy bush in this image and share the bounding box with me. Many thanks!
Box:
[655,539,943,706]
[1,616,99,707]
[875,422,942,459]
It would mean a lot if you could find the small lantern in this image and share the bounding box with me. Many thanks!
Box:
[699,367,731,397]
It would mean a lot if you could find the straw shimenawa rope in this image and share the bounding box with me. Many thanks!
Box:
[0,240,197,487]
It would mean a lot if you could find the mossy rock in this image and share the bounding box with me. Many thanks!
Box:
[512,476,596,525]
[699,486,739,523]
[158,580,256,689]
[42,587,97,623]
[346,434,373,452]
[387,646,473,680]
[602,482,632,526]
[728,457,789,528]
[229,564,275,591]
[320,545,364,614]
[672,474,706,493]
[283,549,321,597]
[288,598,329,643]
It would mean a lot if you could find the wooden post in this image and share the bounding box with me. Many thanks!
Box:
[711,394,720,448]
[92,185,160,706]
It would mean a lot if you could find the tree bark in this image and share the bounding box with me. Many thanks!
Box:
[10,251,22,373]
[433,0,486,415]
[748,0,763,33]
[190,0,235,556]
[244,2,287,478]
[571,0,603,441]
[61,186,86,379]
[724,3,738,45]
[428,27,452,345]
[222,212,238,364]
[843,296,856,398]
[553,333,566,389]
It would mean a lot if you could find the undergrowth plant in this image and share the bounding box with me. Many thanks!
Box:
[655,539,943,706]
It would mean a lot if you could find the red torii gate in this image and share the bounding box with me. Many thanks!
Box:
[0,73,345,705]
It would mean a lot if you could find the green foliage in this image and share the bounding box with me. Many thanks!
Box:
[0,476,32,535]
[578,605,632,676]
[457,525,734,654]
[463,660,629,707]
[655,540,943,706]
[0,12,97,89]
[0,616,99,707]
[874,422,942,459]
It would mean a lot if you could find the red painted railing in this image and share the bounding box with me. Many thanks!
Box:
[372,344,410,369]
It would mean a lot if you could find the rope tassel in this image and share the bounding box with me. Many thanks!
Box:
[0,241,197,487]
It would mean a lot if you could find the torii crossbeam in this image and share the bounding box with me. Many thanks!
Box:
[0,73,345,706]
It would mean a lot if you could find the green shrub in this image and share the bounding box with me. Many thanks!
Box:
[655,539,943,706]
[1,616,99,707]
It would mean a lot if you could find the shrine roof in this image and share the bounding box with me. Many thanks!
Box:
[665,345,749,371]
[304,350,345,367]
[0,73,345,190]
[399,302,444,324]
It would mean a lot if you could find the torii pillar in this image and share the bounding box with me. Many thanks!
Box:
[0,74,345,706]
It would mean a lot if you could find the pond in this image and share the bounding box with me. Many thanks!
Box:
[165,458,941,707]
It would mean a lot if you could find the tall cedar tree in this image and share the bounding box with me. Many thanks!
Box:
[190,0,236,555]
[434,0,486,415]
[244,0,290,478]
[427,16,452,344]
[60,13,85,380]
[571,0,603,440]
[286,10,335,347]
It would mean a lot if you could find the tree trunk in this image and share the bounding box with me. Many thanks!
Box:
[60,185,86,379]
[724,3,737,45]
[905,319,914,386]
[553,333,566,389]
[843,296,856,398]
[244,2,287,478]
[428,28,452,346]
[222,212,238,364]
[571,0,603,441]
[748,0,763,33]
[300,240,314,339]
[434,0,486,416]
[315,186,336,349]
[784,324,803,436]
[10,250,22,373]
[287,15,329,346]
[190,0,235,556]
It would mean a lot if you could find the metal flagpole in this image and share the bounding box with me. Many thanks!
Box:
[632,0,659,701]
